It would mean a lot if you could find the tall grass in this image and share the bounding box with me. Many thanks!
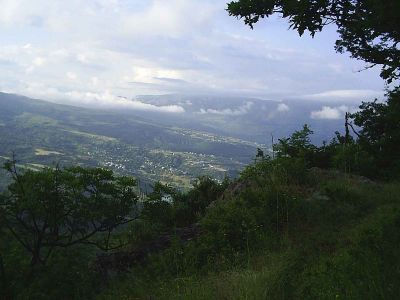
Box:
[98,178,400,300]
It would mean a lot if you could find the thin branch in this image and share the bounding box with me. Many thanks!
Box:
[43,217,137,249]
[81,240,129,252]
[349,122,361,138]
[355,63,378,74]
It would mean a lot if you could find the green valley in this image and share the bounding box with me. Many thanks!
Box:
[0,93,260,191]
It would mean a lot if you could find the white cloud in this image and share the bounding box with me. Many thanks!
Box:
[310,105,349,120]
[23,56,45,74]
[266,102,290,119]
[24,65,33,73]
[277,103,289,112]
[91,76,99,86]
[305,89,383,102]
[66,72,77,80]
[0,0,385,104]
[126,66,185,84]
[18,82,185,113]
[50,48,69,58]
[120,0,218,38]
[199,101,253,116]
[76,54,88,63]
[33,57,45,66]
[0,0,22,25]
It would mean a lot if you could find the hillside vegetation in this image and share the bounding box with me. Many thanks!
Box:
[96,124,400,299]
[1,108,399,298]
[100,176,400,299]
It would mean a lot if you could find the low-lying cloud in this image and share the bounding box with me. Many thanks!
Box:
[17,82,185,113]
[310,105,349,120]
[266,102,290,119]
[277,103,290,112]
[199,101,253,116]
[305,89,383,102]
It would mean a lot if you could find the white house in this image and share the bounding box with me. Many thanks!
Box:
[161,194,173,204]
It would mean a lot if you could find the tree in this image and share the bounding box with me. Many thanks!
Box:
[274,124,315,158]
[351,88,400,176]
[142,182,177,228]
[185,176,230,220]
[227,0,400,84]
[0,160,138,272]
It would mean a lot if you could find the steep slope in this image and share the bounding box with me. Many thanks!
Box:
[97,170,400,299]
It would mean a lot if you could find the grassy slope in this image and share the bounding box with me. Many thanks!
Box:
[98,176,400,300]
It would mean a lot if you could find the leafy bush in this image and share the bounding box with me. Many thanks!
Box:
[0,161,138,298]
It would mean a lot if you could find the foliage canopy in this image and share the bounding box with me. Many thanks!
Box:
[351,88,400,175]
[0,161,137,270]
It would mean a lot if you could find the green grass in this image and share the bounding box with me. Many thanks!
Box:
[97,251,293,300]
[97,179,400,300]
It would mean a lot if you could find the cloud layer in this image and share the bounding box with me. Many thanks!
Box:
[199,102,253,116]
[304,89,384,102]
[0,0,385,111]
[310,105,351,120]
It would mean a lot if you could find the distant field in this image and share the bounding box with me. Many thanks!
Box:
[35,148,64,156]
[0,93,258,191]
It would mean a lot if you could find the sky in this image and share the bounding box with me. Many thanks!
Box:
[0,0,386,111]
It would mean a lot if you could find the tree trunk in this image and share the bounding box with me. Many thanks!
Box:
[27,249,42,282]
